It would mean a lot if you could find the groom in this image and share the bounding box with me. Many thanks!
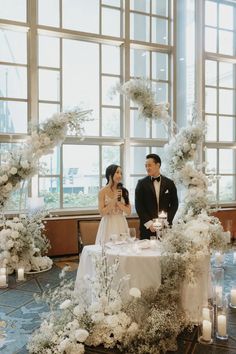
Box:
[135,153,178,239]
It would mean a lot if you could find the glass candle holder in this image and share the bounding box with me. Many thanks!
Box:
[0,274,8,288]
[216,298,228,340]
[229,287,236,309]
[198,305,214,344]
[214,251,224,268]
[233,252,236,265]
[212,268,224,308]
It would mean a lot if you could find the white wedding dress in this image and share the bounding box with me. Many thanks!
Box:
[95,195,129,244]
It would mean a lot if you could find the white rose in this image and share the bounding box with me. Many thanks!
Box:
[59,299,71,310]
[11,231,19,239]
[129,287,141,298]
[1,175,8,182]
[20,161,29,169]
[5,183,12,191]
[91,312,105,323]
[44,137,51,145]
[74,329,89,343]
[9,167,17,175]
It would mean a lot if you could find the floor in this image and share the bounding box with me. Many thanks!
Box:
[0,253,235,354]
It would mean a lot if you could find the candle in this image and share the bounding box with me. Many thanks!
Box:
[217,314,227,337]
[0,267,6,275]
[158,211,167,219]
[225,231,231,243]
[230,289,236,306]
[215,252,223,266]
[202,307,210,321]
[202,319,212,341]
[233,252,236,264]
[17,268,25,281]
[0,274,7,287]
[215,285,223,306]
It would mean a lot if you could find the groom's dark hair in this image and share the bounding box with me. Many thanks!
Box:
[146,153,161,166]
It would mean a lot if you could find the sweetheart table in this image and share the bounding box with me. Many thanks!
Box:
[74,241,211,322]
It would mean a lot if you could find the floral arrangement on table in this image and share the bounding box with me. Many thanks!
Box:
[0,108,91,209]
[0,210,52,274]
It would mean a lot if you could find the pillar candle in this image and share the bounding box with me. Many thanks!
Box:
[217,314,227,337]
[202,319,212,341]
[0,268,6,275]
[233,252,236,263]
[215,285,223,306]
[215,252,223,266]
[230,289,236,306]
[17,268,25,281]
[0,274,7,287]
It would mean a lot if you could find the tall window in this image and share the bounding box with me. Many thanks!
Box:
[204,0,236,204]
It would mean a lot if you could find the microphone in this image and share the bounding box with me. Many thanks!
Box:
[117,182,123,201]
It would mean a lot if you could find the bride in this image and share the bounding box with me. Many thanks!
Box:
[95,164,131,244]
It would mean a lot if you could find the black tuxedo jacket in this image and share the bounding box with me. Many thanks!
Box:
[135,175,179,238]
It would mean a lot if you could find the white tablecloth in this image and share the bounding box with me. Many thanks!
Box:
[75,242,211,322]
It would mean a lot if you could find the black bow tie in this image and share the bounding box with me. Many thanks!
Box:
[152,176,160,182]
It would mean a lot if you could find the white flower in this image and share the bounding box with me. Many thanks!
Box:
[1,175,8,182]
[20,160,30,169]
[9,167,17,175]
[59,299,72,310]
[5,183,12,191]
[74,329,89,342]
[129,287,141,298]
[91,312,105,323]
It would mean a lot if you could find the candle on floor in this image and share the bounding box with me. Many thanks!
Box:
[17,268,25,281]
[233,252,236,264]
[230,289,236,306]
[0,267,6,275]
[0,274,7,287]
[215,252,223,266]
[217,314,227,337]
[202,319,212,341]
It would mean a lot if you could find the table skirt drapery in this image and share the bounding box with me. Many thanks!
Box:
[75,244,211,322]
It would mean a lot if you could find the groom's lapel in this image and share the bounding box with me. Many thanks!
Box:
[159,176,167,198]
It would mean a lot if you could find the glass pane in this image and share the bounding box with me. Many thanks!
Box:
[219,149,233,174]
[62,0,99,33]
[219,30,233,56]
[102,108,120,137]
[0,65,27,99]
[63,39,99,127]
[38,0,59,27]
[130,13,149,42]
[102,145,120,174]
[130,49,150,78]
[102,0,120,6]
[205,27,217,52]
[38,36,60,68]
[205,60,217,86]
[39,177,60,209]
[152,52,168,81]
[219,62,234,89]
[130,109,150,138]
[219,89,233,115]
[130,0,150,12]
[219,4,233,30]
[102,76,120,106]
[152,82,168,103]
[130,146,149,174]
[0,101,27,133]
[39,103,60,123]
[205,1,217,27]
[39,69,60,101]
[205,148,217,173]
[39,147,60,175]
[102,45,120,75]
[219,116,234,142]
[0,0,26,22]
[205,88,217,114]
[102,7,121,37]
[152,17,168,45]
[63,145,99,208]
[152,0,168,17]
[0,29,27,64]
[152,119,168,139]
[205,115,216,141]
[219,176,234,202]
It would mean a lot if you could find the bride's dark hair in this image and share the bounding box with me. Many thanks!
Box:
[105,164,129,205]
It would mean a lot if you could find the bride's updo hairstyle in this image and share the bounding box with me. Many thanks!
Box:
[105,164,129,205]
